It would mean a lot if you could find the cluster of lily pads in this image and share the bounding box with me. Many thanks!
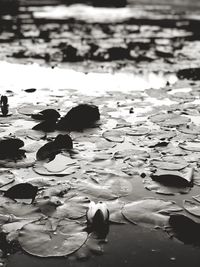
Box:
[0,81,200,263]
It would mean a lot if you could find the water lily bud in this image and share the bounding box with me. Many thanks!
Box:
[86,201,109,225]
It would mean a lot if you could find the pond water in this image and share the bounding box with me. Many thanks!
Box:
[0,61,177,95]
[1,1,200,267]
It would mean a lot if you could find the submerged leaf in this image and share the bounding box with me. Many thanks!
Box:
[104,177,133,197]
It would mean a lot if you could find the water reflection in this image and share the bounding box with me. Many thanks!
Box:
[0,61,177,95]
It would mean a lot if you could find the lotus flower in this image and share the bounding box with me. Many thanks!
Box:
[86,201,109,227]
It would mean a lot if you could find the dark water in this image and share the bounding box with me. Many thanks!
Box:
[8,224,200,267]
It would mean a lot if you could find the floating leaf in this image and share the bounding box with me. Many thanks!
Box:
[160,115,190,128]
[76,180,117,200]
[15,129,46,141]
[0,170,14,188]
[113,149,149,160]
[2,219,37,235]
[0,157,35,168]
[19,218,88,257]
[122,198,182,228]
[25,177,57,188]
[43,154,76,173]
[192,194,200,203]
[33,161,79,176]
[52,196,89,219]
[0,202,43,219]
[150,158,188,171]
[183,200,200,217]
[125,127,149,136]
[40,184,71,198]
[18,105,46,116]
[149,113,190,127]
[106,199,126,224]
[102,130,124,143]
[179,141,200,152]
[178,124,200,135]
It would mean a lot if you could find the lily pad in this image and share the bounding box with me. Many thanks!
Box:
[106,199,126,224]
[122,198,182,227]
[113,149,149,160]
[150,159,188,171]
[0,170,14,188]
[19,218,88,257]
[43,154,76,173]
[76,180,117,200]
[0,202,43,219]
[102,130,124,143]
[179,141,200,152]
[33,161,80,176]
[18,105,47,116]
[125,127,149,136]
[183,200,200,217]
[52,195,89,219]
[178,124,200,135]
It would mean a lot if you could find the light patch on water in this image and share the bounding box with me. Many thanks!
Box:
[0,61,177,96]
[33,4,146,23]
[168,87,192,94]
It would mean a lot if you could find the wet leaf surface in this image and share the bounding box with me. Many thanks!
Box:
[122,198,182,228]
[19,218,88,257]
[183,200,200,217]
